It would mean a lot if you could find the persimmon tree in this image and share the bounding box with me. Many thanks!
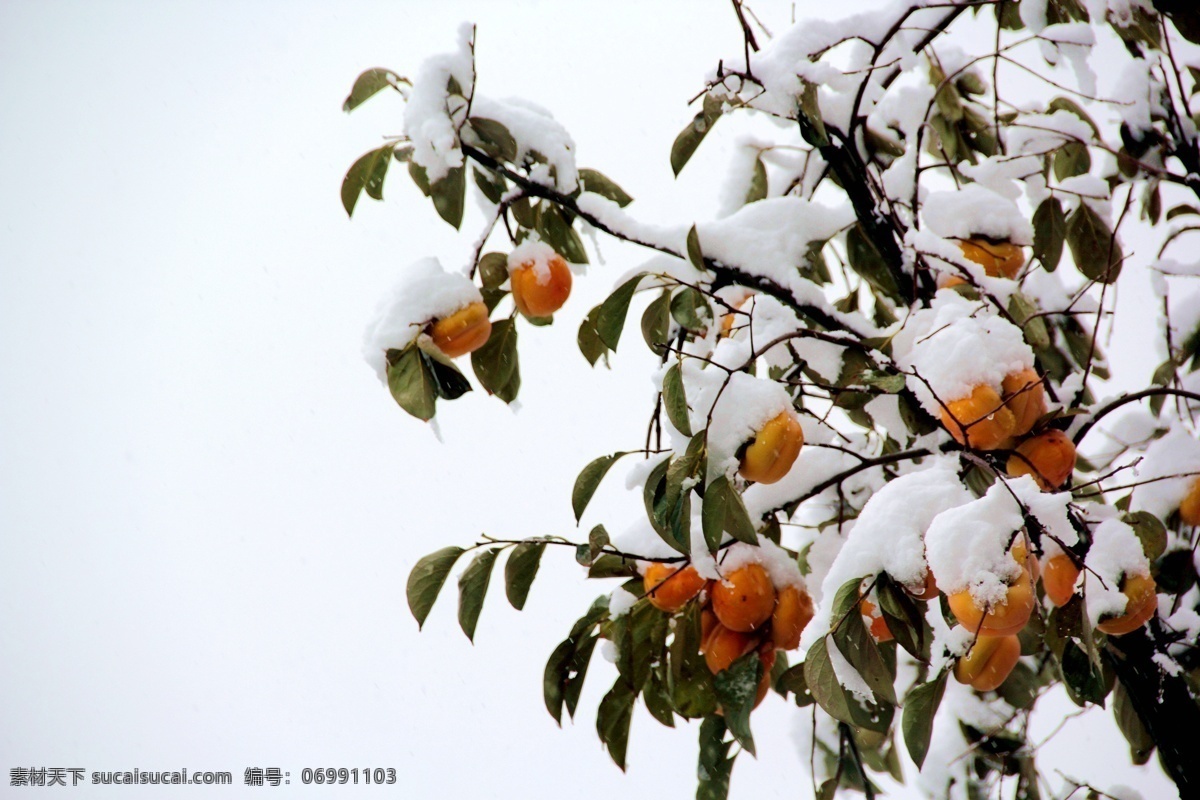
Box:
[345,1,1200,798]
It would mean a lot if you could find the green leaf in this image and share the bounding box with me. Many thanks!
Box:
[596,275,645,351]
[588,554,640,580]
[430,165,467,229]
[419,349,473,400]
[341,145,395,217]
[387,345,437,421]
[597,681,635,770]
[876,577,930,661]
[686,225,705,271]
[1008,292,1051,350]
[804,636,854,724]
[723,482,757,545]
[798,80,829,146]
[408,157,432,196]
[468,118,518,163]
[457,548,499,642]
[1067,203,1124,284]
[342,68,407,112]
[1048,97,1101,139]
[1033,197,1066,272]
[640,289,672,354]
[744,156,768,204]
[902,672,947,769]
[997,661,1041,710]
[406,546,465,629]
[671,286,711,333]
[642,455,674,540]
[846,223,900,301]
[1053,141,1091,181]
[663,363,693,436]
[1124,510,1167,561]
[830,587,898,706]
[1113,680,1155,764]
[701,473,731,553]
[669,604,718,719]
[576,524,610,567]
[573,452,632,522]
[776,664,815,706]
[671,94,723,176]
[565,635,599,719]
[1166,204,1200,221]
[696,717,735,800]
[504,541,546,610]
[543,638,573,724]
[642,674,676,728]
[713,652,761,756]
[577,306,610,367]
[470,317,520,403]
[536,204,588,264]
[477,252,509,289]
[472,166,507,204]
[578,168,633,207]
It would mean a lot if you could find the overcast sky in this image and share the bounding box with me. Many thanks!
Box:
[0,1,1178,798]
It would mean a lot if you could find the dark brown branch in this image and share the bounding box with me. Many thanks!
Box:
[1072,388,1200,445]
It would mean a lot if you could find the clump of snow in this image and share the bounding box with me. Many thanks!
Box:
[362,257,483,383]
[1129,429,1200,520]
[698,197,855,286]
[799,459,972,650]
[403,24,475,183]
[507,239,566,283]
[922,185,1034,246]
[925,479,1034,606]
[700,371,794,479]
[468,95,578,192]
[608,587,638,618]
[1084,516,1152,625]
[717,540,805,590]
[892,292,1034,412]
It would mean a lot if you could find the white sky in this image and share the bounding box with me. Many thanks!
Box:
[0,1,1178,798]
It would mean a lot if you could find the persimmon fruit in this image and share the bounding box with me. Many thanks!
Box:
[859,598,893,643]
[712,563,777,632]
[770,585,813,651]
[1179,477,1200,526]
[941,384,1017,451]
[1001,368,1047,437]
[509,252,572,318]
[701,623,758,674]
[948,569,1035,636]
[958,238,1025,279]
[642,563,708,613]
[1007,430,1076,490]
[428,301,492,358]
[739,410,804,484]
[953,634,1022,691]
[1096,573,1158,636]
[1042,554,1080,607]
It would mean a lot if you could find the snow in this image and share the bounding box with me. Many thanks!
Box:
[699,371,795,479]
[1129,429,1200,520]
[361,257,484,383]
[799,459,972,650]
[892,291,1035,412]
[403,24,475,183]
[925,478,1037,606]
[468,95,578,192]
[717,540,805,590]
[922,185,1035,246]
[1083,516,1152,625]
[507,239,564,281]
[608,586,638,618]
